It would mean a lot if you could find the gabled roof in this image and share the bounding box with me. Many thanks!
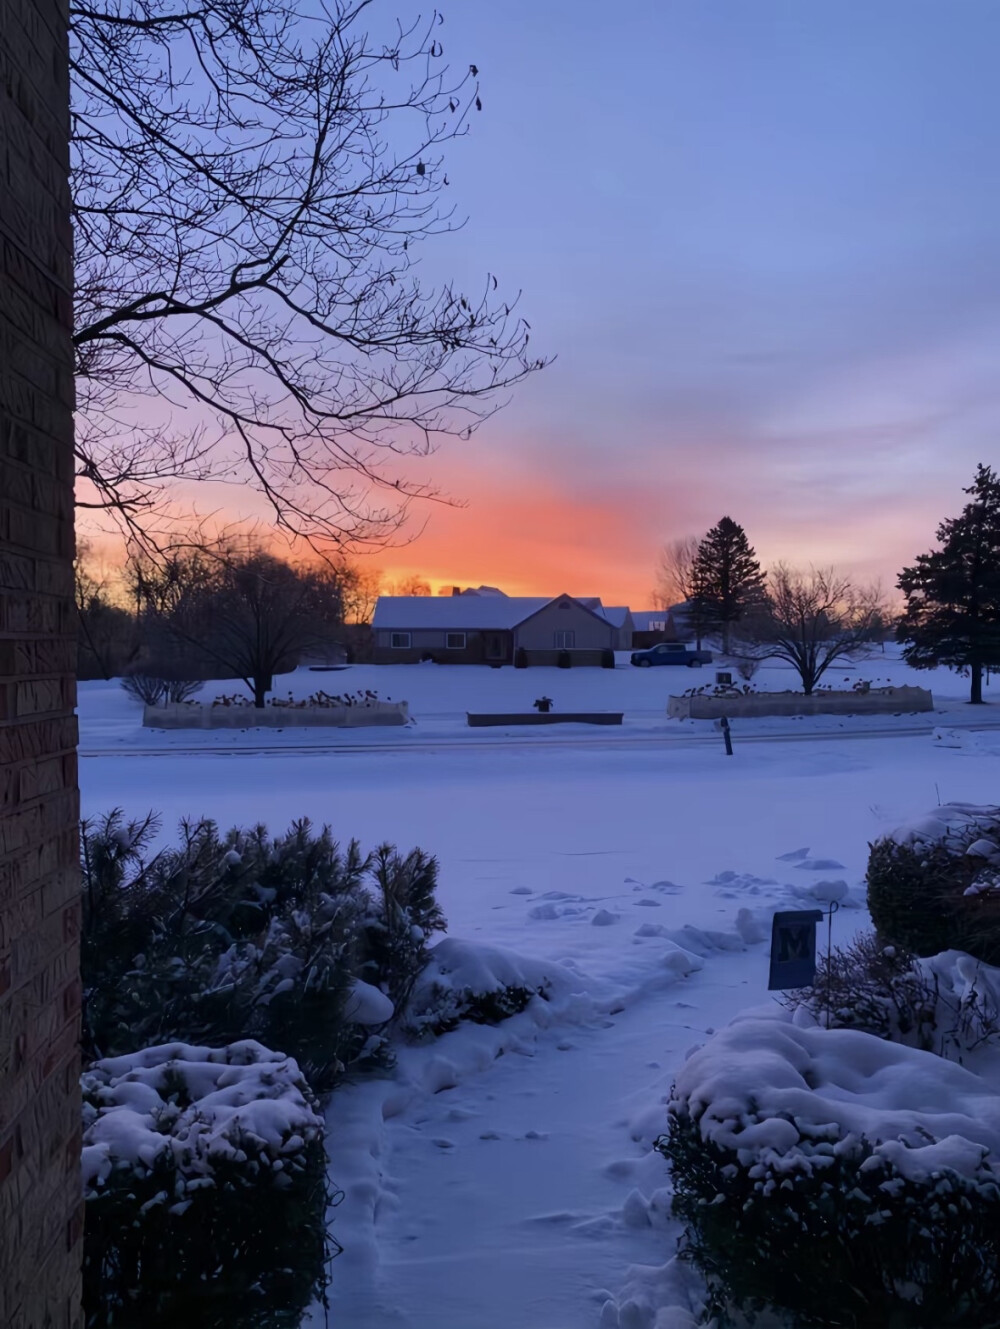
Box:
[373,595,551,630]
[595,605,632,629]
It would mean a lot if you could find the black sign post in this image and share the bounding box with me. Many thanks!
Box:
[767,909,824,990]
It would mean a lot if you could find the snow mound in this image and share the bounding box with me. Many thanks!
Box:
[891,802,1000,860]
[345,979,395,1026]
[674,1006,1000,1187]
[406,936,582,1035]
[82,1040,323,1199]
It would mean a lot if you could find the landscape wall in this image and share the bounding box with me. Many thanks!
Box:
[0,0,82,1322]
[144,701,410,729]
[667,686,934,720]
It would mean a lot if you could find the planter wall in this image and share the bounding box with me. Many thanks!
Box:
[667,686,933,720]
[144,701,409,729]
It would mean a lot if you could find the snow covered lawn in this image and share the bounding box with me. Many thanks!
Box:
[77,645,1000,757]
[76,667,1000,1327]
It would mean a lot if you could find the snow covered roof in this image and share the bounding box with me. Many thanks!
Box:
[631,610,672,631]
[373,595,552,630]
[596,606,631,629]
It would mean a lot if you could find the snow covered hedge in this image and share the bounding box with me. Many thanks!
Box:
[82,812,443,1092]
[82,1040,330,1328]
[868,803,1000,964]
[661,1009,1000,1327]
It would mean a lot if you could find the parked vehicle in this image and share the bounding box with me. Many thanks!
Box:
[630,644,713,668]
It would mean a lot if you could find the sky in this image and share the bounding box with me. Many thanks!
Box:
[79,1,1000,607]
[365,0,1000,604]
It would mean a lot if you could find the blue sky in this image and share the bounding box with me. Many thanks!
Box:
[374,0,1000,601]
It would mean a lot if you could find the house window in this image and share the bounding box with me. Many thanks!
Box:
[649,620,666,631]
[553,630,575,649]
[445,632,466,649]
[390,632,411,649]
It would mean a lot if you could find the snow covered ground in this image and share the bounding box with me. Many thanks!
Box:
[77,646,1000,757]
[76,652,1000,1327]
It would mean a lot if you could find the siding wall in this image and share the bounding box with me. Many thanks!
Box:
[514,599,614,652]
[0,0,82,1322]
[373,628,511,665]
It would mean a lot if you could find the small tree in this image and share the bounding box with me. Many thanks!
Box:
[690,517,766,653]
[653,535,709,648]
[132,546,348,706]
[75,543,139,679]
[897,464,1000,704]
[747,565,884,695]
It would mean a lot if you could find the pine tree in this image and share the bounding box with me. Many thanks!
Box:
[691,517,767,653]
[897,463,1000,704]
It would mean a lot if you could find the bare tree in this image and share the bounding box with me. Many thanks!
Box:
[70,0,547,548]
[131,546,348,705]
[654,537,700,609]
[75,541,140,679]
[387,574,432,596]
[653,535,710,649]
[744,566,886,695]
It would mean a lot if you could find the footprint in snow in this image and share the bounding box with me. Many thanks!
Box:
[510,886,533,895]
[523,1130,548,1141]
[431,1138,455,1150]
[635,898,661,908]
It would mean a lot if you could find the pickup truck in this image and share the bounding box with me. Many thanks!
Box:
[630,644,713,668]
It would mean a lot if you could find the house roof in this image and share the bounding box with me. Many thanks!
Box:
[596,605,631,629]
[631,610,672,632]
[373,595,551,630]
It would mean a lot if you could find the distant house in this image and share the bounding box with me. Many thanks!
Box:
[371,591,633,664]
[631,609,683,649]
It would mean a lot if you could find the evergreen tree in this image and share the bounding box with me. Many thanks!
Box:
[897,464,1000,704]
[691,517,767,653]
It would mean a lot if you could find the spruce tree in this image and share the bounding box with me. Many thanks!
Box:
[691,517,767,653]
[897,463,1000,704]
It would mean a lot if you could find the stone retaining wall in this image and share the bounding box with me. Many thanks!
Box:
[667,686,934,720]
[144,701,410,729]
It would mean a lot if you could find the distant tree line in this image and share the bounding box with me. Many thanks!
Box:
[655,463,1000,703]
[75,538,383,704]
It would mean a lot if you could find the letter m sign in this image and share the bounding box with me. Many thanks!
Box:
[767,910,824,990]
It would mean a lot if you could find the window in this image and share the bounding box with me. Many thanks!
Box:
[445,632,466,649]
[553,630,575,649]
[648,620,666,631]
[389,632,411,649]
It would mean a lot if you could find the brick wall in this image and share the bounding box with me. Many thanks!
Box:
[0,0,82,1324]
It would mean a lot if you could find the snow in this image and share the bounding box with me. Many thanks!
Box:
[75,650,1000,1328]
[674,1005,1000,1188]
[346,980,396,1026]
[81,1041,323,1198]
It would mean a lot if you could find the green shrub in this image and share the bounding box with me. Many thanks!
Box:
[867,836,1000,964]
[600,647,615,668]
[82,1041,331,1328]
[557,649,571,669]
[662,1105,1000,1328]
[514,646,528,668]
[81,812,443,1092]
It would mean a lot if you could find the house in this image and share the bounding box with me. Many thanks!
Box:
[631,609,683,649]
[371,591,632,664]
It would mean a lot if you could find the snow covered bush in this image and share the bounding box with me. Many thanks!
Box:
[82,1040,330,1328]
[120,672,170,705]
[660,1009,1000,1327]
[404,938,558,1037]
[787,931,1000,1063]
[81,811,442,1091]
[868,803,1000,963]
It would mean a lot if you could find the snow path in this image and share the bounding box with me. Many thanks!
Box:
[317,955,758,1329]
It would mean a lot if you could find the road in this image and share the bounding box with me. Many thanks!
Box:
[77,713,1000,759]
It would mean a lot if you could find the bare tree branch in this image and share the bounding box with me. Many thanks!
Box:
[71,0,548,552]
